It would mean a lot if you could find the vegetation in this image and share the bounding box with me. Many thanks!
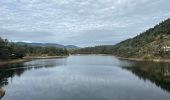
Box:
[1,18,170,60]
[70,45,114,54]
[0,37,69,60]
[72,18,170,59]
[112,18,170,58]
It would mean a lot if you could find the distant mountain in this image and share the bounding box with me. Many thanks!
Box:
[16,42,79,49]
[65,45,79,49]
[112,18,170,59]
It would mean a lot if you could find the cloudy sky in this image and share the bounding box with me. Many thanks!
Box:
[0,0,170,47]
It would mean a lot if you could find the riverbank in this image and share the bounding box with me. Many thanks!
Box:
[0,56,67,66]
[0,59,30,66]
[118,56,170,63]
[23,55,66,59]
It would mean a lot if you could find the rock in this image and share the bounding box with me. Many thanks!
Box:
[0,88,5,99]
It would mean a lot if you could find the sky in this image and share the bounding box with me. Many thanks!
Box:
[0,0,170,47]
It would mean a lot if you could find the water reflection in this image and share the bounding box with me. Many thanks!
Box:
[0,56,170,100]
[122,61,170,92]
[0,58,66,99]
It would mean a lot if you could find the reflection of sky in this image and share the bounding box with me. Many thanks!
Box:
[0,0,170,46]
[2,55,170,100]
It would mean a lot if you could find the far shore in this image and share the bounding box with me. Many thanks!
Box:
[23,55,67,59]
[117,56,170,63]
[1,54,170,66]
[72,54,170,63]
[0,56,67,66]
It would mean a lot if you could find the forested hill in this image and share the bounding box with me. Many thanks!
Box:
[72,18,170,59]
[0,38,69,60]
[112,18,170,59]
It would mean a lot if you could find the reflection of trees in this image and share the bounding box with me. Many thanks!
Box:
[0,63,27,99]
[0,58,65,99]
[0,64,26,86]
[123,61,170,92]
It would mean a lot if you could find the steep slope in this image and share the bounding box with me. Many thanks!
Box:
[113,18,170,59]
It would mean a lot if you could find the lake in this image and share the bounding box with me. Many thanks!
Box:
[0,55,170,100]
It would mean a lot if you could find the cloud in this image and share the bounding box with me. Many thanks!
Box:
[0,0,170,46]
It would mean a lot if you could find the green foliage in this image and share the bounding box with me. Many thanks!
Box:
[112,18,170,58]
[0,37,69,60]
[72,18,170,59]
[71,45,114,54]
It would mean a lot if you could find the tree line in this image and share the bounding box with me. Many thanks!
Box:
[112,18,170,58]
[70,45,114,54]
[0,37,69,60]
[71,18,170,59]
[1,18,170,60]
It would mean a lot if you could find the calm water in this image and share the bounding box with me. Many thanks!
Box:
[0,55,170,100]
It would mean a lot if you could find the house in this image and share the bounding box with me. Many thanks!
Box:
[162,46,170,51]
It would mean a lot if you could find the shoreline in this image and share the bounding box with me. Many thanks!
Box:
[0,56,67,66]
[72,54,170,63]
[117,56,170,63]
[23,55,66,59]
[1,55,170,66]
[0,58,31,66]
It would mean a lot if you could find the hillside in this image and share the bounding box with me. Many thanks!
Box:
[112,18,170,59]
[72,18,170,60]
[16,42,79,49]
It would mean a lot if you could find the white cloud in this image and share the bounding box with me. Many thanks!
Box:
[0,0,170,46]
